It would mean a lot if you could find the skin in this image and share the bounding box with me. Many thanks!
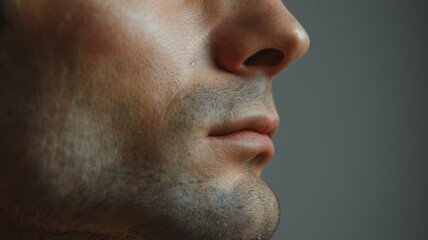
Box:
[0,0,309,239]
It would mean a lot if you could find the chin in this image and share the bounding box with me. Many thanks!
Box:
[139,166,280,240]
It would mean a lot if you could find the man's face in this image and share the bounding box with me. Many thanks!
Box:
[0,0,308,239]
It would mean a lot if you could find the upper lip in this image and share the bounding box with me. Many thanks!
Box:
[209,113,279,138]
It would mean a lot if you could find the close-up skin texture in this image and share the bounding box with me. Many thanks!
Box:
[0,0,309,239]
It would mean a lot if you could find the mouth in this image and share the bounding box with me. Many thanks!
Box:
[208,113,279,173]
[209,114,279,138]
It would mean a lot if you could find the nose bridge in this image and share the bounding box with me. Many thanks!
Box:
[210,0,310,78]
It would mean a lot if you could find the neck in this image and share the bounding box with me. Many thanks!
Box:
[0,212,114,240]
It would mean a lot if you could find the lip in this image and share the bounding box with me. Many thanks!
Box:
[208,113,279,168]
[209,114,279,138]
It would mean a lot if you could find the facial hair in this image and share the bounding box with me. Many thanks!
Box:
[0,67,280,240]
[125,76,280,240]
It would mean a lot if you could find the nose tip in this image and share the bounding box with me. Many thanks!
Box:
[281,24,310,70]
[210,0,310,78]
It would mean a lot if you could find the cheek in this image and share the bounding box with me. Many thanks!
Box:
[53,11,179,135]
[7,0,201,193]
[82,24,201,143]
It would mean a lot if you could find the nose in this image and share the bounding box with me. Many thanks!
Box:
[210,0,310,78]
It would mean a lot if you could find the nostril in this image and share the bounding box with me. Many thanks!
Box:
[243,48,284,67]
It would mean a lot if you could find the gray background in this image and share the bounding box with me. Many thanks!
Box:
[264,0,428,239]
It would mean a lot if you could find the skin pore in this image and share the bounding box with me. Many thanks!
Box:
[0,0,309,239]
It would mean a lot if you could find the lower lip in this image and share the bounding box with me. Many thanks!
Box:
[209,130,274,154]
